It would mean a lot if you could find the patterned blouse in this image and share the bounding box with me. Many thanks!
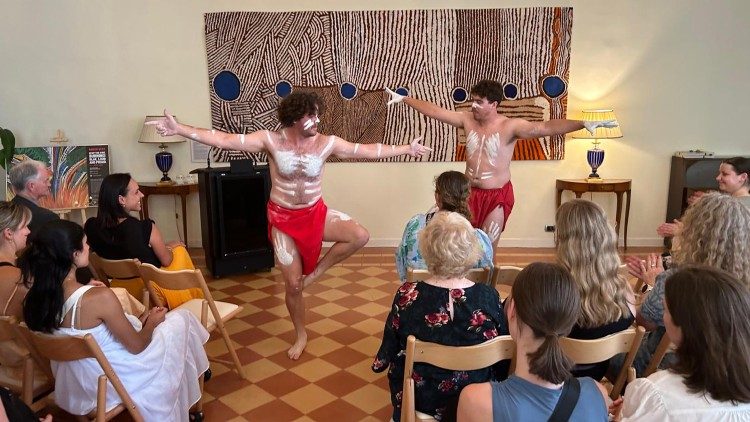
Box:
[372,281,508,421]
[395,211,495,282]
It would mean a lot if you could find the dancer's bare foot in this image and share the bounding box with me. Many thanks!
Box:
[287,331,308,360]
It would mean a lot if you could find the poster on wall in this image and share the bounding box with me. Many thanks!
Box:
[6,145,110,209]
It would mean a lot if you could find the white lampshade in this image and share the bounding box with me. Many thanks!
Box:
[571,109,623,139]
[138,116,185,144]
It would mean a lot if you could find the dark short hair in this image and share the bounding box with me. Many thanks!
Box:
[470,80,504,104]
[511,262,580,384]
[277,92,323,127]
[665,265,750,403]
[722,157,750,187]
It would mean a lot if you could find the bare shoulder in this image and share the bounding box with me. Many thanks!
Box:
[458,382,493,420]
[81,286,120,310]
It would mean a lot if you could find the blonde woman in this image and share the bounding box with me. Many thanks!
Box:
[0,201,31,320]
[374,212,507,422]
[623,192,750,376]
[555,199,635,380]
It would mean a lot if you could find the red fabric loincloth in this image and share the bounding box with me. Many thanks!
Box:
[267,199,328,275]
[468,182,515,230]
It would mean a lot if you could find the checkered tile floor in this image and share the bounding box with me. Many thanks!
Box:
[39,246,658,421]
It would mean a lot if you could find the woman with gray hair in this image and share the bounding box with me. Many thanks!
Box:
[374,211,507,422]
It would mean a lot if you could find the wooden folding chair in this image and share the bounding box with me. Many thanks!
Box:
[406,267,492,285]
[138,263,245,380]
[491,265,523,299]
[560,325,646,400]
[17,324,144,421]
[0,316,53,411]
[643,334,674,377]
[89,253,148,307]
[401,334,515,422]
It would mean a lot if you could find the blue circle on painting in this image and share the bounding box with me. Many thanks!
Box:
[395,87,409,96]
[452,87,468,103]
[503,83,518,100]
[542,75,566,98]
[213,70,241,101]
[275,80,293,97]
[340,82,358,100]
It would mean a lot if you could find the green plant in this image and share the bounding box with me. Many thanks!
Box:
[0,127,15,170]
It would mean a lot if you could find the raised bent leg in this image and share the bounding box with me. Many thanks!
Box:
[481,205,505,254]
[302,209,369,288]
[271,227,307,360]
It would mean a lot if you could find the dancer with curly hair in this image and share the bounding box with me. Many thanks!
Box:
[148,92,431,359]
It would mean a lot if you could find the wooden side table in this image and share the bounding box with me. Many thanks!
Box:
[556,179,632,249]
[139,182,199,244]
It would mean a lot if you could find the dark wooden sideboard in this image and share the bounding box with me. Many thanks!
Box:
[666,156,736,223]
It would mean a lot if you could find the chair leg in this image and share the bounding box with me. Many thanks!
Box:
[217,322,245,379]
[97,375,107,421]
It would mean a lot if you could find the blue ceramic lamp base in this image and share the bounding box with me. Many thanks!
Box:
[587,148,605,182]
[155,145,175,185]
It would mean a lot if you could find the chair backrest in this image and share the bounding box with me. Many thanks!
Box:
[401,335,515,422]
[406,267,492,285]
[0,316,53,407]
[137,263,210,308]
[21,325,144,421]
[492,265,522,287]
[560,325,645,399]
[89,253,141,282]
[643,334,674,377]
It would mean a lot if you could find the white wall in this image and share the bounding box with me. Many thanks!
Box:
[1,0,748,247]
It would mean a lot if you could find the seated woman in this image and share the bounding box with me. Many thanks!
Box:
[21,220,209,421]
[656,156,749,238]
[620,265,750,420]
[555,199,635,380]
[457,262,609,421]
[0,201,31,320]
[618,192,750,376]
[396,171,494,282]
[84,173,202,309]
[374,211,508,422]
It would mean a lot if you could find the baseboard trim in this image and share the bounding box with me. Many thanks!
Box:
[326,237,667,248]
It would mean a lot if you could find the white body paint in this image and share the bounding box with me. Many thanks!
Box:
[376,144,382,158]
[329,209,352,222]
[239,134,245,145]
[466,130,501,177]
[273,231,294,265]
[487,221,501,243]
[275,151,324,178]
[190,133,199,141]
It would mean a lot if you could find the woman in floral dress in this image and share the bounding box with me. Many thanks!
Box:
[374,212,508,422]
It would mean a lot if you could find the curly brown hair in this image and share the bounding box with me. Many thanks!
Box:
[277,91,323,127]
[470,80,504,104]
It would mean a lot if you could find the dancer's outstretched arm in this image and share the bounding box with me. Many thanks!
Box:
[508,117,618,140]
[331,135,432,160]
[385,87,465,128]
[146,109,268,153]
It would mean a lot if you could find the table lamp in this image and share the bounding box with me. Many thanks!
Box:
[571,109,622,181]
[138,116,185,185]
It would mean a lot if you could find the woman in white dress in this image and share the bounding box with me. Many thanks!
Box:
[20,220,209,421]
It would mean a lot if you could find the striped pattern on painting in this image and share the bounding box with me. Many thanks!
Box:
[204,8,572,163]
